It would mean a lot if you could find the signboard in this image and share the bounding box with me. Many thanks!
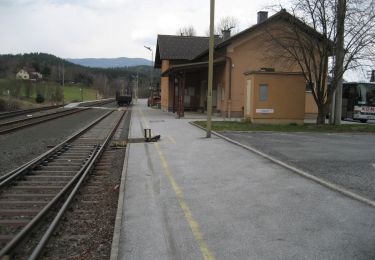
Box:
[360,106,375,114]
[256,108,274,114]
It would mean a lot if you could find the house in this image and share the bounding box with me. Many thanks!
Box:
[155,10,320,123]
[16,67,43,81]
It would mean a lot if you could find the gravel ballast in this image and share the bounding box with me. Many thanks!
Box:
[0,108,110,176]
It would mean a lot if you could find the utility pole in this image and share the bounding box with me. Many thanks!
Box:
[62,63,65,106]
[206,0,215,138]
[104,78,107,98]
[136,72,139,103]
[144,46,154,98]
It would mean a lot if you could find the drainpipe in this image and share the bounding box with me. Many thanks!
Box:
[227,56,232,119]
[214,52,233,118]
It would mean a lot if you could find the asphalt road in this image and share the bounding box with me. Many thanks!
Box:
[220,131,375,201]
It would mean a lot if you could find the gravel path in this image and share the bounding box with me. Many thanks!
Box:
[0,108,109,176]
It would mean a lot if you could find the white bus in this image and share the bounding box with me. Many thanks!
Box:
[342,82,375,122]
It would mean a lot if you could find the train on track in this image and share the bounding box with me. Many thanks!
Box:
[116,86,132,106]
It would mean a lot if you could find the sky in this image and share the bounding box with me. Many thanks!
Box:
[0,0,369,80]
[0,0,285,59]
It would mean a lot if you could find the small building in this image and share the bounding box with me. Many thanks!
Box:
[155,10,320,123]
[244,71,306,124]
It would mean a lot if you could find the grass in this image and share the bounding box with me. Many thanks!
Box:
[62,85,97,102]
[194,120,375,133]
[0,78,98,104]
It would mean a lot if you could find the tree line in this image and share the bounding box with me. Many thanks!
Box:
[0,53,160,99]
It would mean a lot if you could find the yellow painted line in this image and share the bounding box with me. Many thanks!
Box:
[168,136,176,144]
[139,109,150,128]
[138,108,215,260]
[154,143,215,260]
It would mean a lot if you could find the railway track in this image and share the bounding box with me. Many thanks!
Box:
[0,100,116,135]
[0,108,128,259]
[0,108,90,134]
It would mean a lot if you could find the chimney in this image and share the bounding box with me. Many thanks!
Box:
[222,29,231,41]
[257,11,268,24]
[371,70,375,82]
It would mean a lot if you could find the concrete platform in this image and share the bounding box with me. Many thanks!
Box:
[114,100,375,260]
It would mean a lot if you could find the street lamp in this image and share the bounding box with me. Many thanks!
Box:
[144,46,154,98]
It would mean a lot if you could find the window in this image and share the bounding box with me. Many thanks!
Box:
[306,81,314,92]
[259,84,268,101]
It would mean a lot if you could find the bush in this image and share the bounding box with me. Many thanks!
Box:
[35,94,45,103]
[0,98,6,111]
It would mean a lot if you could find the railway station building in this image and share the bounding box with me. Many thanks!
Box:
[154,10,320,124]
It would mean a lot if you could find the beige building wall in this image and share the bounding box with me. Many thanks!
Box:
[160,60,170,111]
[244,72,306,124]
[223,28,302,117]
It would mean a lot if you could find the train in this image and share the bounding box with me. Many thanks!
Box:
[116,88,132,106]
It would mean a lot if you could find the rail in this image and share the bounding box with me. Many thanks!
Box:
[0,109,126,258]
[0,105,61,120]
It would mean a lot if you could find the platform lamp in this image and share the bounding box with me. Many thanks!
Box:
[144,46,154,98]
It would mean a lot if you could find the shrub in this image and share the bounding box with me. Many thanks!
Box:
[0,98,6,111]
[35,94,45,103]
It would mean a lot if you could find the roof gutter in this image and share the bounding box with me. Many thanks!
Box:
[161,58,226,77]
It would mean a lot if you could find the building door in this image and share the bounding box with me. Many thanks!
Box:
[246,79,252,116]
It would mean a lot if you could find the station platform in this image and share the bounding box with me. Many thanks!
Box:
[112,100,375,260]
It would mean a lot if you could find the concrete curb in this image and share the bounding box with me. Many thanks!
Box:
[110,122,132,260]
[189,121,375,208]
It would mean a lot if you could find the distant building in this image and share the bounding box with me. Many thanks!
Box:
[16,67,43,81]
[16,69,30,80]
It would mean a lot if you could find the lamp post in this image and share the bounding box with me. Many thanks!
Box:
[206,0,215,138]
[144,46,154,98]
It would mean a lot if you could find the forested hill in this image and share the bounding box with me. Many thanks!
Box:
[0,53,159,97]
[67,57,150,68]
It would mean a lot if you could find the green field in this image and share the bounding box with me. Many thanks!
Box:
[61,85,97,102]
[0,79,98,104]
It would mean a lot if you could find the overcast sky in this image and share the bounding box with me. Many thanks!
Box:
[0,0,288,59]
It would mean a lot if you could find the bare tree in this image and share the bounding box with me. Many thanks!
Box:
[216,16,239,34]
[332,0,375,124]
[176,26,196,36]
[266,0,375,124]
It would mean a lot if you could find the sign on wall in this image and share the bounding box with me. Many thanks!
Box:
[256,108,274,114]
